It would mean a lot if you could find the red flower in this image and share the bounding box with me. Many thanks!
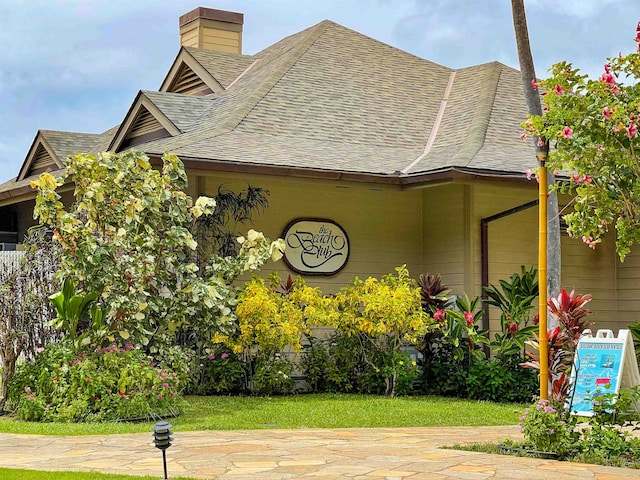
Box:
[602,106,614,119]
[463,311,474,326]
[554,84,564,95]
[434,309,446,322]
[627,123,638,138]
[531,79,538,90]
[93,397,100,403]
[506,322,518,334]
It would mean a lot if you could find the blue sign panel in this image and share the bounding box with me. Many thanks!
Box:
[570,340,624,415]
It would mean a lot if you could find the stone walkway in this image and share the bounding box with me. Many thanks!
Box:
[1,426,639,479]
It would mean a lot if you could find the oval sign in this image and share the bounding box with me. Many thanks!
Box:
[282,218,349,276]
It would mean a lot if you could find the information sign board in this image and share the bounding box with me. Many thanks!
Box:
[570,329,640,416]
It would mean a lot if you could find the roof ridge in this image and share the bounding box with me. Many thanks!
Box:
[451,62,502,165]
[221,21,333,132]
[401,71,457,174]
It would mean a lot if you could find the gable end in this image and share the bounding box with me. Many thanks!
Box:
[120,106,171,149]
[167,63,213,96]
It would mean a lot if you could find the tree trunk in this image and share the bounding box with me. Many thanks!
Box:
[0,349,17,412]
[511,0,561,322]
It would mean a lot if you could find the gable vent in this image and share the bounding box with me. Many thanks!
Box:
[28,144,56,176]
[121,106,170,149]
[168,63,213,96]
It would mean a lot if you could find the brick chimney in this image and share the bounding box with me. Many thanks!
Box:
[179,7,244,54]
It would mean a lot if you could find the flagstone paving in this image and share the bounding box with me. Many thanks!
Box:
[1,426,640,479]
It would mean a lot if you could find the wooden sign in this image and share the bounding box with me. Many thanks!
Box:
[569,329,640,416]
[282,218,349,276]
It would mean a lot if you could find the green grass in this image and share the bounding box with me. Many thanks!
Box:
[0,468,197,479]
[0,394,525,436]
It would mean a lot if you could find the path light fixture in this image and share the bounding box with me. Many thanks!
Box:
[153,420,173,480]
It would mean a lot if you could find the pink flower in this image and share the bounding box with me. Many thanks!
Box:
[554,84,564,95]
[463,311,474,326]
[582,236,597,249]
[208,354,215,360]
[602,106,614,119]
[600,72,616,86]
[221,353,229,359]
[628,123,638,138]
[525,169,533,180]
[519,131,527,140]
[572,174,592,185]
[531,79,538,90]
[434,309,446,322]
[24,386,31,393]
[604,63,611,74]
[561,126,573,139]
[537,137,545,147]
[157,394,163,399]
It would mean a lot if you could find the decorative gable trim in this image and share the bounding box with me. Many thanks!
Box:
[17,133,64,180]
[109,93,181,152]
[159,48,224,95]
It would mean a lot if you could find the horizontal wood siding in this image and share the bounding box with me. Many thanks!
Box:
[561,232,617,329]
[616,246,640,326]
[198,172,422,293]
[180,29,199,48]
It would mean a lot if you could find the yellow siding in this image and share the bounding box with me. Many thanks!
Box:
[471,184,538,334]
[180,29,199,48]
[421,184,467,293]
[195,171,422,292]
[616,246,640,325]
[561,232,617,329]
[179,20,242,54]
[187,169,632,334]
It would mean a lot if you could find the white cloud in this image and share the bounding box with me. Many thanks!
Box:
[528,0,622,18]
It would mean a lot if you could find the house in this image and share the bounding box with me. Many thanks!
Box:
[0,6,633,336]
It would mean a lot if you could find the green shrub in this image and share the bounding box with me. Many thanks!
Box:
[251,355,295,396]
[9,341,181,422]
[188,348,246,395]
[466,359,537,403]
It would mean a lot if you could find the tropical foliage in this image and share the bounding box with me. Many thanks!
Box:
[30,150,284,350]
[523,22,640,260]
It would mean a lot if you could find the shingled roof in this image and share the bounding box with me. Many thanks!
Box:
[2,18,536,197]
[134,20,534,181]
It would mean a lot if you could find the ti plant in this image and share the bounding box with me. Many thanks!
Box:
[417,273,451,313]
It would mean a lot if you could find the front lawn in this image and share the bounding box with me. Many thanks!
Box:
[0,394,524,436]
[0,469,197,480]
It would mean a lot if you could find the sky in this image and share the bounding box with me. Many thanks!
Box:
[1,0,640,184]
